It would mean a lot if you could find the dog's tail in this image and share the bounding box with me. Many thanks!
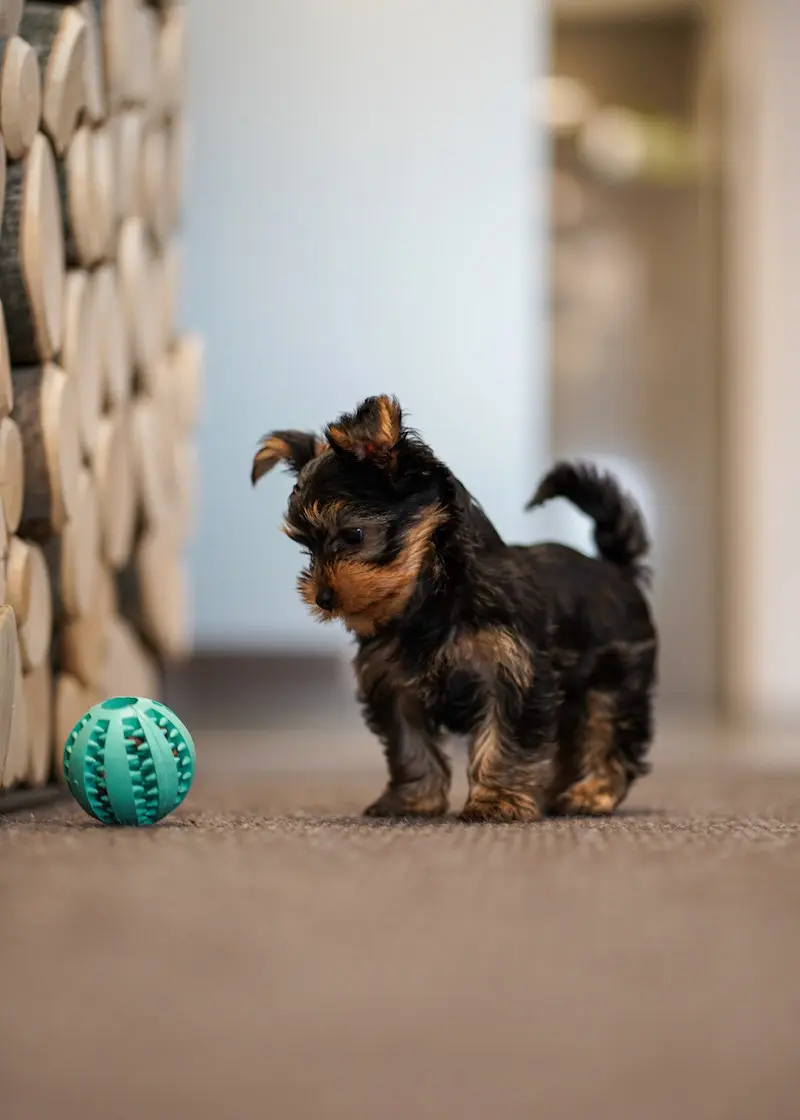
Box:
[526,460,652,586]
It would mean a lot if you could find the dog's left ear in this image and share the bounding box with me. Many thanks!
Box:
[325,395,403,465]
[251,430,326,485]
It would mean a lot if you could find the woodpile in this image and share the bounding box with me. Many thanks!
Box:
[0,0,200,796]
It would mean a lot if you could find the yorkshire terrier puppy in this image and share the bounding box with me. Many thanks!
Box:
[251,394,657,823]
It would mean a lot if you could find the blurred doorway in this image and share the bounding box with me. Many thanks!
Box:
[543,0,722,710]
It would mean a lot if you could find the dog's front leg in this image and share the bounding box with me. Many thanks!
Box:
[461,670,558,824]
[359,685,451,819]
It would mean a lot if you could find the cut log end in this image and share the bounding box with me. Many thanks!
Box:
[62,270,103,458]
[0,605,19,785]
[45,465,100,622]
[0,604,27,790]
[94,264,132,411]
[0,302,12,416]
[94,410,136,570]
[57,561,115,689]
[1,133,66,365]
[141,124,169,244]
[24,659,52,786]
[118,532,190,662]
[103,613,160,701]
[90,125,116,261]
[0,415,24,534]
[58,125,95,268]
[131,394,175,533]
[23,3,89,156]
[118,216,159,383]
[111,108,143,224]
[0,494,7,602]
[172,333,204,434]
[159,6,186,119]
[7,535,53,672]
[14,363,81,540]
[78,0,106,125]
[0,36,43,160]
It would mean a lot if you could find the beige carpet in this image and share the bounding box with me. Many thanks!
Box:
[2,748,800,1120]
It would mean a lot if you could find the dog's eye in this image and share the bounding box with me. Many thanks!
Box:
[340,527,364,548]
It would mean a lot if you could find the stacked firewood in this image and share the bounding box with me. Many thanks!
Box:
[0,0,201,792]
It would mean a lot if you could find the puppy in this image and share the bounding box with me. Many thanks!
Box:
[251,394,658,822]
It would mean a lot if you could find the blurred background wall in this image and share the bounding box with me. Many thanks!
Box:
[182,0,551,654]
[172,0,800,733]
[546,3,720,710]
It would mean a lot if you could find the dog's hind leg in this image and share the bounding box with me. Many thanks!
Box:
[553,639,657,817]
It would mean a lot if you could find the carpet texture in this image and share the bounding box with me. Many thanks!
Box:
[2,757,800,1119]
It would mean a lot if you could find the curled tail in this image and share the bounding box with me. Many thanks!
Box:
[526,460,652,586]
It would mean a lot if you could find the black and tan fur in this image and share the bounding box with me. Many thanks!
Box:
[251,395,658,823]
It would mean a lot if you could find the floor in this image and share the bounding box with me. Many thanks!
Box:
[2,718,800,1119]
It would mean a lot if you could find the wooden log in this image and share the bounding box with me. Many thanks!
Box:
[0,0,24,39]
[0,35,43,160]
[173,438,197,546]
[130,393,175,532]
[62,269,103,459]
[109,107,143,222]
[158,4,185,119]
[118,216,158,383]
[13,363,81,540]
[117,531,189,662]
[23,657,52,785]
[101,0,139,110]
[0,494,7,601]
[147,248,169,360]
[94,409,135,568]
[165,112,185,230]
[162,237,179,349]
[44,464,99,621]
[19,2,88,156]
[102,611,159,700]
[6,534,53,670]
[0,302,12,416]
[0,132,65,364]
[0,125,8,211]
[171,332,203,434]
[57,560,115,688]
[140,122,169,244]
[0,415,24,534]
[0,603,19,786]
[78,0,106,125]
[56,124,97,267]
[90,122,116,260]
[53,671,101,782]
[93,263,132,410]
[6,637,26,785]
[129,0,157,107]
[0,602,26,788]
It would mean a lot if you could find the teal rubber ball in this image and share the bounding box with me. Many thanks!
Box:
[62,696,196,826]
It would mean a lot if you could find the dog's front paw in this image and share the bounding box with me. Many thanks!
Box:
[460,790,540,824]
[363,784,449,819]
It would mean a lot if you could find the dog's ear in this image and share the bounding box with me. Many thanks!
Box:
[251,430,326,486]
[325,395,403,466]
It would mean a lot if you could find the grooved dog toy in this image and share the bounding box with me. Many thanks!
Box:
[62,696,196,825]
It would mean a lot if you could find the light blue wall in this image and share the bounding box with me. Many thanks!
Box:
[182,0,551,650]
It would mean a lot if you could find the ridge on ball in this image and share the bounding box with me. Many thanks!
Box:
[62,696,196,826]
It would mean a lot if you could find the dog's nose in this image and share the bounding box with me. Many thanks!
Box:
[315,587,335,611]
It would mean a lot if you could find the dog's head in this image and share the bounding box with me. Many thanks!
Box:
[251,395,453,636]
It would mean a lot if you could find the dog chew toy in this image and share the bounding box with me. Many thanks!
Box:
[62,696,196,826]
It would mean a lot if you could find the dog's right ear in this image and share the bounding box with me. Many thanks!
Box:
[251,430,326,486]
